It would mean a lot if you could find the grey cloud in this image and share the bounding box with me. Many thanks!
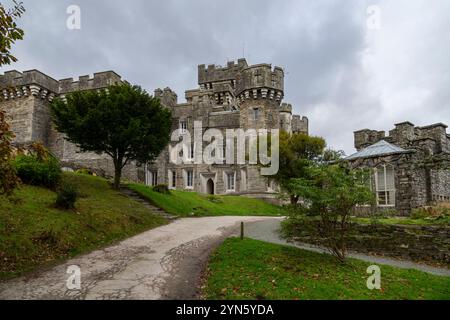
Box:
[1,0,449,154]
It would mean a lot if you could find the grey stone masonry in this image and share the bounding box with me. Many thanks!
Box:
[0,69,139,181]
[149,58,309,197]
[1,59,310,197]
[349,121,450,215]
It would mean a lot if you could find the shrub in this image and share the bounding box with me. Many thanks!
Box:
[55,182,78,210]
[152,184,170,194]
[13,154,61,189]
[411,206,450,220]
[76,168,94,175]
[206,195,223,204]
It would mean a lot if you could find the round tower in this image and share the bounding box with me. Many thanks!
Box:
[235,64,284,131]
[279,103,292,133]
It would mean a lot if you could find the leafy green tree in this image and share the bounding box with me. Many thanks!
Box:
[274,131,326,204]
[0,109,20,196]
[289,164,374,261]
[0,1,25,197]
[50,83,172,189]
[0,0,25,66]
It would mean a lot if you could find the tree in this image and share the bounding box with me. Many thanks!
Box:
[274,131,326,204]
[0,109,20,196]
[0,0,25,66]
[50,83,172,189]
[289,163,374,261]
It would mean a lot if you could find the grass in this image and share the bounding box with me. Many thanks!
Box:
[353,217,449,226]
[203,238,450,300]
[0,173,167,280]
[128,183,286,217]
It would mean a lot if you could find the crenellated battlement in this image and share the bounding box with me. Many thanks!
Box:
[292,115,309,135]
[0,70,60,102]
[198,58,248,86]
[154,87,178,108]
[59,71,122,94]
[0,69,122,103]
[279,103,292,113]
[354,121,450,154]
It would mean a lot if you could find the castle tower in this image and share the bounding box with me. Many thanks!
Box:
[235,63,284,131]
[279,103,292,133]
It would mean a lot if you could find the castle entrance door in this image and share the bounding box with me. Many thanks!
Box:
[206,179,214,195]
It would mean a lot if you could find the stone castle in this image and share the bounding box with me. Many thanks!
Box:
[0,59,308,199]
[347,121,450,215]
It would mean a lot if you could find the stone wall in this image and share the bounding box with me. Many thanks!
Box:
[285,221,450,266]
[430,169,450,202]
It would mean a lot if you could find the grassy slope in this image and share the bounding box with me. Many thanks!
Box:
[204,238,450,300]
[129,184,286,217]
[0,173,167,279]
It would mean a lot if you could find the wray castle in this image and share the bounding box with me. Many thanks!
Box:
[1,58,449,214]
[0,59,308,202]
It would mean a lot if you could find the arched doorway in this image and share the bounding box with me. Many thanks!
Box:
[206,179,214,195]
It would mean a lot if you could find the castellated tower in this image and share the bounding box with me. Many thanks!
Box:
[235,64,284,131]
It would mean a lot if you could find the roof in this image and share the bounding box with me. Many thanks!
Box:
[346,140,410,160]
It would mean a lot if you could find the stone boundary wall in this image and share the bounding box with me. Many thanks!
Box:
[287,221,450,266]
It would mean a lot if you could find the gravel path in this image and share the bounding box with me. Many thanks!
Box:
[0,216,282,300]
[245,219,450,277]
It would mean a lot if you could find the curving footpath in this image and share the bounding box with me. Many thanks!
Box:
[0,216,282,300]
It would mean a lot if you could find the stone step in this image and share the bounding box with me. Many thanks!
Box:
[119,187,178,220]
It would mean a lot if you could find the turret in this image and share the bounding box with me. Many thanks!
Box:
[235,63,284,130]
[279,103,292,133]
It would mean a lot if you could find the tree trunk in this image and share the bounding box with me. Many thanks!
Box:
[113,165,122,190]
[113,154,123,190]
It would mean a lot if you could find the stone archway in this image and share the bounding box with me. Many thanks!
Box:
[206,179,214,195]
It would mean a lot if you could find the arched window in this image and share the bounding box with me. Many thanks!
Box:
[374,164,395,206]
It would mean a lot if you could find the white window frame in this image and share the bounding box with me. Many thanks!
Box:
[179,120,187,134]
[240,169,247,192]
[252,108,260,121]
[168,170,176,189]
[150,171,158,187]
[185,169,194,189]
[226,172,236,192]
[187,142,194,161]
[374,165,396,207]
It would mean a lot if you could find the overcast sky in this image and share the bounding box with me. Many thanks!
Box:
[1,0,449,154]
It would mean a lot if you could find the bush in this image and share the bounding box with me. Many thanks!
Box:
[152,184,170,194]
[13,154,61,189]
[55,182,78,210]
[411,206,450,220]
[76,168,94,175]
[206,195,223,204]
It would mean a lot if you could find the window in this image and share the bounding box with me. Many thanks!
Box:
[169,170,176,189]
[222,142,226,160]
[180,120,187,133]
[252,108,260,121]
[150,171,158,186]
[186,170,194,188]
[226,172,235,191]
[240,169,247,191]
[187,143,194,160]
[375,165,395,206]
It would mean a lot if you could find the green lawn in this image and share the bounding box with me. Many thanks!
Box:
[353,217,449,226]
[128,184,286,217]
[0,173,167,279]
[203,238,450,300]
